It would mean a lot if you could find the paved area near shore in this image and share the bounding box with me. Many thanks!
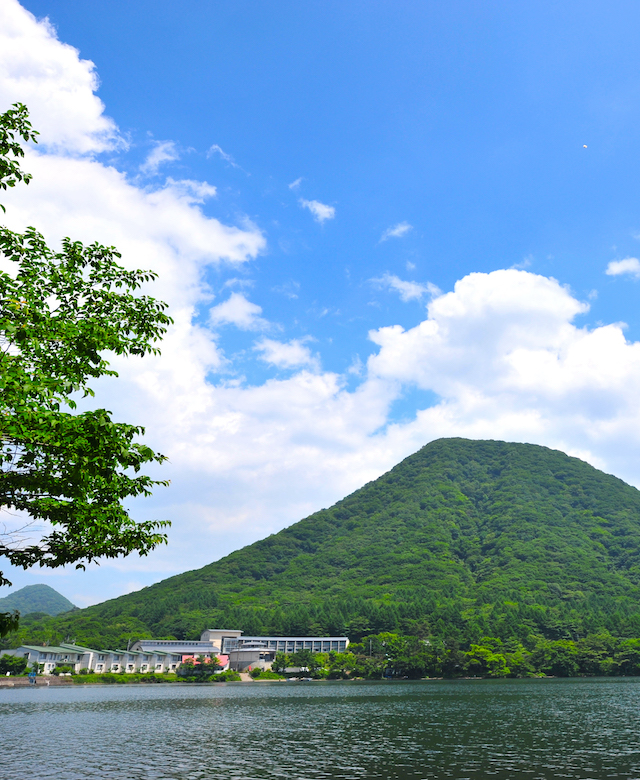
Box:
[0,676,73,688]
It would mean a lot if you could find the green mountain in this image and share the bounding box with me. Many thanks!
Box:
[0,584,75,616]
[7,438,640,650]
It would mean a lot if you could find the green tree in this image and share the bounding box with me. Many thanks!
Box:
[327,651,357,679]
[0,653,27,674]
[0,104,171,635]
[613,639,640,676]
[465,643,510,678]
[177,655,221,681]
[532,639,579,677]
[290,648,313,671]
[272,652,289,674]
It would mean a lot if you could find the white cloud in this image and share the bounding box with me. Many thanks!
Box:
[511,255,533,270]
[223,277,254,290]
[288,177,303,190]
[272,280,300,299]
[207,143,241,169]
[163,178,216,203]
[372,272,440,302]
[209,292,270,331]
[140,140,180,175]
[299,198,335,223]
[255,338,318,370]
[380,221,412,241]
[0,0,121,154]
[606,257,640,278]
[365,269,640,484]
[0,1,271,600]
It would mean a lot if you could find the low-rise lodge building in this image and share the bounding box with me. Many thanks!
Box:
[3,643,183,675]
[2,629,349,675]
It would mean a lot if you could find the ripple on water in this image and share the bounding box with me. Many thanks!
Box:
[2,679,640,779]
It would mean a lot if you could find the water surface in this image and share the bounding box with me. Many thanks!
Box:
[2,678,639,779]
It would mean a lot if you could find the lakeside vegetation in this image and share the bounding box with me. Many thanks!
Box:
[275,631,640,678]
[6,439,640,677]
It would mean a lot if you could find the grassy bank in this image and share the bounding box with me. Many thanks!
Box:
[72,670,245,684]
[73,672,182,684]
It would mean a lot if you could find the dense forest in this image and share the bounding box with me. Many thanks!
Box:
[6,438,640,664]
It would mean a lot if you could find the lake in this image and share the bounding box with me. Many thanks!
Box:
[1,678,640,779]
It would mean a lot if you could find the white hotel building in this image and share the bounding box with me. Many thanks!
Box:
[4,643,183,674]
[133,629,350,672]
[2,629,349,674]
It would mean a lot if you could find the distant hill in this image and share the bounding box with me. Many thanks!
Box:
[0,584,75,617]
[7,438,640,650]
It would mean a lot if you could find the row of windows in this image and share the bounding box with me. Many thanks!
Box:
[31,652,180,664]
[225,640,347,653]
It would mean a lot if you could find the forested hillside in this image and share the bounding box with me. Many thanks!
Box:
[0,584,75,616]
[6,438,640,652]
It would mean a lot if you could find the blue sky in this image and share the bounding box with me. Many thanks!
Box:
[3,0,640,605]
[22,0,640,344]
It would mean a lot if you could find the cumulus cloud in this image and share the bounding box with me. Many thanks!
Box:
[365,269,640,484]
[0,0,121,154]
[288,177,303,190]
[209,292,270,331]
[140,140,180,175]
[255,338,318,370]
[380,221,412,241]
[606,257,640,278]
[372,272,440,302]
[0,1,272,596]
[299,198,335,223]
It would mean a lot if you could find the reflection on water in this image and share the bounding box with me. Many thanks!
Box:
[2,678,640,779]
